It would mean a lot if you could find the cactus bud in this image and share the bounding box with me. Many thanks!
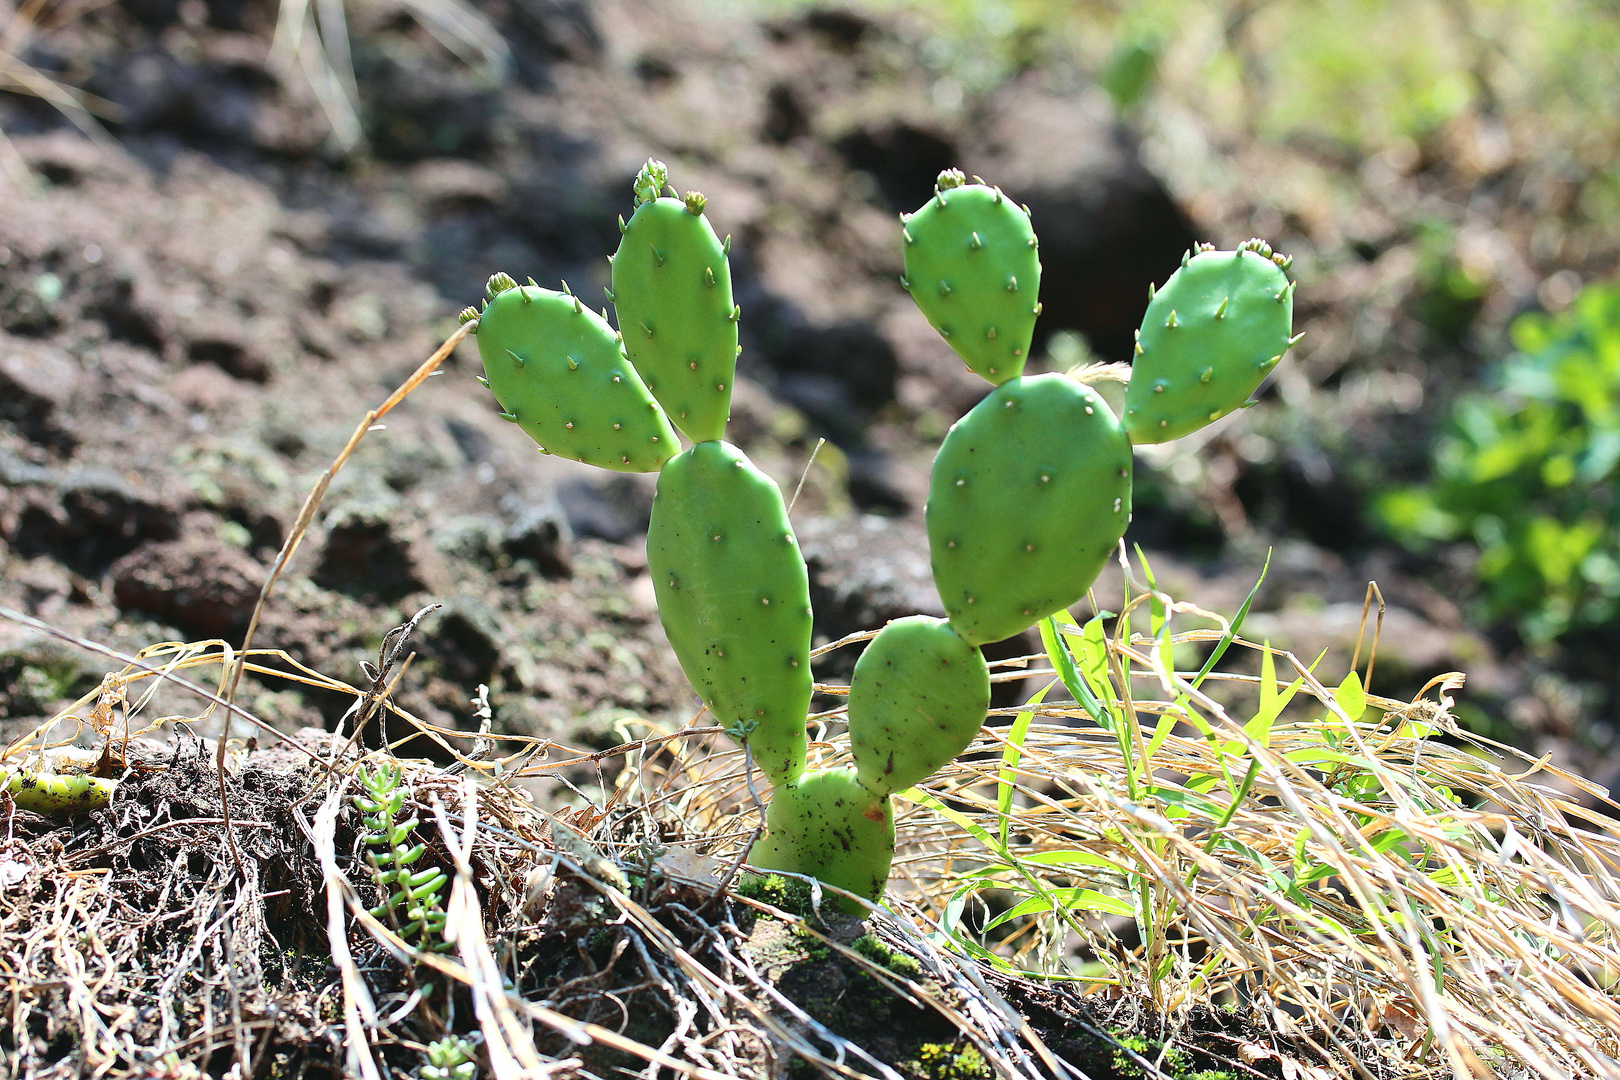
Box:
[632,158,669,208]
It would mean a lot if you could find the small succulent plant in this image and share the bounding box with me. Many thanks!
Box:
[354,762,450,949]
[470,162,1296,912]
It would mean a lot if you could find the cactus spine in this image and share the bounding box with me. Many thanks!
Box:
[476,162,1294,914]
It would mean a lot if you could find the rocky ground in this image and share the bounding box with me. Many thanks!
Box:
[1,0,1615,790]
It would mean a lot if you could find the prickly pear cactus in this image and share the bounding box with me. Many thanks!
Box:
[1124,240,1296,444]
[848,616,989,797]
[475,275,679,472]
[647,440,812,786]
[612,160,738,444]
[749,767,894,911]
[928,373,1133,646]
[902,169,1041,386]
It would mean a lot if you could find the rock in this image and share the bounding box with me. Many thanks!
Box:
[557,474,655,544]
[110,536,263,640]
[0,636,92,720]
[0,335,81,450]
[8,469,182,575]
[799,513,1040,702]
[800,513,940,643]
[421,601,505,688]
[182,311,271,382]
[313,500,434,601]
[501,490,573,578]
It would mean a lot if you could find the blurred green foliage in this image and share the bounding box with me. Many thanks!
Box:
[1376,283,1620,643]
[735,0,1620,157]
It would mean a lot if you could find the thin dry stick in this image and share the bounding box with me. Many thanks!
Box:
[213,320,474,873]
[1349,580,1386,695]
[787,436,825,516]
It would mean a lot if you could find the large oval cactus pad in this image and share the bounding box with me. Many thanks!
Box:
[476,280,678,472]
[849,616,989,797]
[927,374,1133,646]
[749,767,894,910]
[613,196,737,444]
[902,171,1040,386]
[648,441,812,786]
[1124,242,1294,444]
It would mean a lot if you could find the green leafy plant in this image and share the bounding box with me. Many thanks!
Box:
[421,1035,478,1080]
[468,161,1295,912]
[1376,281,1620,643]
[353,762,450,949]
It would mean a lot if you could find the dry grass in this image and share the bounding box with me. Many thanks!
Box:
[4,322,1620,1079]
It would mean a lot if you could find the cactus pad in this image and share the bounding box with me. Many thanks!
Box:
[749,767,894,910]
[927,373,1133,646]
[848,616,989,797]
[902,170,1041,385]
[613,193,737,444]
[647,441,812,786]
[476,279,678,472]
[1124,242,1295,444]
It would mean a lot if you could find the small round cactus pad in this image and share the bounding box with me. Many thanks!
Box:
[749,767,894,910]
[1124,240,1296,444]
[927,373,1133,645]
[849,616,989,797]
[902,169,1041,386]
[647,440,813,786]
[612,186,737,445]
[475,276,678,472]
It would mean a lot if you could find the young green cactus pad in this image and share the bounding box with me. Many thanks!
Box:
[4,767,114,815]
[1124,240,1296,444]
[848,616,989,797]
[901,169,1041,385]
[476,276,679,472]
[647,440,813,786]
[749,766,894,910]
[927,373,1133,645]
[612,164,738,444]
